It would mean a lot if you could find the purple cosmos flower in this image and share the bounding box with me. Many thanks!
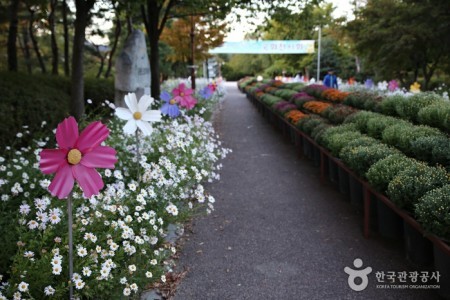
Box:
[199,85,213,100]
[160,91,180,118]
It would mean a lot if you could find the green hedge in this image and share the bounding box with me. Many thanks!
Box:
[0,72,114,152]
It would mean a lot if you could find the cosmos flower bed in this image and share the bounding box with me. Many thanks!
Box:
[0,81,230,299]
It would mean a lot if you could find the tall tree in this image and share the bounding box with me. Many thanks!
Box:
[141,0,176,99]
[71,0,96,120]
[105,1,122,78]
[7,0,20,71]
[161,16,226,66]
[345,0,450,89]
[62,0,70,76]
[48,0,58,74]
[27,4,46,74]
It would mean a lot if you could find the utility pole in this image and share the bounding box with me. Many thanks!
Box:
[189,15,196,90]
[316,26,321,82]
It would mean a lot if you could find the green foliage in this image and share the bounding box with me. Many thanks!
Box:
[345,0,450,88]
[387,163,449,212]
[260,94,283,106]
[343,91,382,111]
[381,123,444,156]
[322,104,356,125]
[281,82,305,92]
[343,111,378,132]
[311,123,331,143]
[272,89,299,101]
[320,128,363,156]
[296,115,329,135]
[394,93,443,122]
[365,115,400,139]
[340,143,399,177]
[380,94,405,116]
[0,72,114,153]
[415,184,450,240]
[417,101,450,134]
[366,154,418,193]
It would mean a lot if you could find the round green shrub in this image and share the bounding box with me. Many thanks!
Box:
[382,123,444,155]
[343,111,378,133]
[431,138,450,171]
[311,123,331,143]
[366,154,418,193]
[415,184,450,240]
[396,92,443,122]
[417,101,450,134]
[387,163,449,212]
[296,115,329,135]
[323,104,357,125]
[320,129,363,156]
[340,143,399,178]
[380,94,406,116]
[366,115,405,139]
[343,91,381,110]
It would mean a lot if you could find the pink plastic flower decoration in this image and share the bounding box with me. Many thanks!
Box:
[172,83,197,110]
[40,117,117,199]
[388,79,399,91]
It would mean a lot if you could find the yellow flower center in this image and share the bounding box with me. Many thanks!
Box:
[170,99,177,105]
[67,149,82,165]
[180,92,184,97]
[133,112,142,120]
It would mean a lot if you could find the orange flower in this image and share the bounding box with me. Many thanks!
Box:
[264,86,277,92]
[272,80,284,87]
[321,89,350,102]
[303,101,332,114]
[285,109,307,124]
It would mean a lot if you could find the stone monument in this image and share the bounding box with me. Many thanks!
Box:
[115,29,151,106]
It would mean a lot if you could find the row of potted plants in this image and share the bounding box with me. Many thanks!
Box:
[238,77,450,298]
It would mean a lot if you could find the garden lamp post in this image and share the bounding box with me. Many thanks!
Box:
[317,25,321,82]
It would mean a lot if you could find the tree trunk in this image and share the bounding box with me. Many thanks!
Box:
[71,0,96,120]
[143,0,175,99]
[190,15,196,90]
[7,0,20,71]
[142,0,161,99]
[105,9,121,78]
[96,55,105,78]
[62,0,70,76]
[21,26,32,73]
[28,7,47,74]
[49,0,59,75]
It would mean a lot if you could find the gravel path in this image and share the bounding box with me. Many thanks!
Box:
[173,82,439,300]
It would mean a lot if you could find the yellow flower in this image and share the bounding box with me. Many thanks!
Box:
[410,82,421,93]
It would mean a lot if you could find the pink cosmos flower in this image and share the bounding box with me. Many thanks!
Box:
[172,83,197,110]
[40,117,117,199]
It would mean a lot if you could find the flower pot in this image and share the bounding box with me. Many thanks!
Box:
[349,176,363,211]
[338,166,350,195]
[403,221,433,266]
[313,145,321,167]
[433,244,450,298]
[376,199,403,239]
[328,158,339,187]
[302,139,313,159]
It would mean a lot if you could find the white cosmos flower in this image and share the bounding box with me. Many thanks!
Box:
[115,93,162,136]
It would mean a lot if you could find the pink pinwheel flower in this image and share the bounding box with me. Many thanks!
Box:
[172,83,197,110]
[40,117,117,199]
